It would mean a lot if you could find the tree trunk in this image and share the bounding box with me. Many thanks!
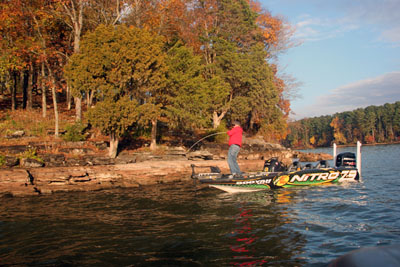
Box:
[46,63,59,137]
[41,62,47,118]
[66,85,72,110]
[109,133,119,158]
[51,80,59,137]
[86,92,90,109]
[133,0,142,27]
[11,71,17,111]
[27,66,33,110]
[249,110,256,131]
[88,89,94,107]
[212,110,226,129]
[5,71,12,95]
[19,67,33,110]
[75,96,82,122]
[72,23,82,119]
[150,119,157,151]
[63,0,83,122]
[21,71,27,109]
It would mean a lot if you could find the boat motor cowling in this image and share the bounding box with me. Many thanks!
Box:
[264,157,285,172]
[336,152,356,168]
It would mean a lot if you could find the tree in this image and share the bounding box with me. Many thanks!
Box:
[87,97,138,158]
[363,106,377,143]
[122,0,292,136]
[382,103,395,141]
[31,9,65,137]
[330,116,346,144]
[53,0,124,120]
[65,24,167,155]
[0,0,37,111]
[184,0,288,134]
[164,42,210,130]
[393,102,400,139]
[28,0,71,136]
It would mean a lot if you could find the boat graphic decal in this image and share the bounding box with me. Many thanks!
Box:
[274,175,290,187]
[236,179,272,185]
[286,169,358,185]
[289,171,339,183]
[338,170,358,181]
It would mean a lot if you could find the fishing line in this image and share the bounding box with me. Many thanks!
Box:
[187,132,226,153]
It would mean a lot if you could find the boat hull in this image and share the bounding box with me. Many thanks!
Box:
[192,167,359,193]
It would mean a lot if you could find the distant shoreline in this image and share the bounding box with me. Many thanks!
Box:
[293,141,400,150]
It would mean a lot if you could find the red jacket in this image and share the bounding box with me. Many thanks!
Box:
[227,126,243,147]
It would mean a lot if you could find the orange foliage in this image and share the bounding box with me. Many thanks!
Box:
[364,135,375,144]
[128,0,193,46]
[330,117,346,144]
[185,0,219,53]
[248,0,282,48]
[0,0,36,70]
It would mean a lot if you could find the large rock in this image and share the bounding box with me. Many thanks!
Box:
[4,156,19,167]
[187,150,214,160]
[20,158,44,168]
[59,147,94,155]
[41,154,66,167]
[5,130,25,139]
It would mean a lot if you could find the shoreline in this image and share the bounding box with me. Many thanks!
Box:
[0,159,265,197]
[293,141,400,150]
[0,140,335,197]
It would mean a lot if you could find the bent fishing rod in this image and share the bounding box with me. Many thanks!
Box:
[187,132,226,153]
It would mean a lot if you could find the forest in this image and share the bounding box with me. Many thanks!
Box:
[284,102,400,148]
[0,0,295,157]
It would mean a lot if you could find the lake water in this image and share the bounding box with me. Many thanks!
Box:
[1,144,400,266]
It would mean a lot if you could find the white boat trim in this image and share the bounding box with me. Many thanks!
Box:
[209,184,268,193]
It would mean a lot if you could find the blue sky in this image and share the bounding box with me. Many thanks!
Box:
[260,0,400,120]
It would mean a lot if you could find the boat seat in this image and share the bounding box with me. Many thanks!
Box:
[303,163,313,170]
[314,160,330,169]
[287,161,302,172]
[210,166,221,173]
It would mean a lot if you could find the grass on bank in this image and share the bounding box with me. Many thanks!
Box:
[0,108,227,153]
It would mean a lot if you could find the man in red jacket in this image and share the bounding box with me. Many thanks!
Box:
[227,120,243,175]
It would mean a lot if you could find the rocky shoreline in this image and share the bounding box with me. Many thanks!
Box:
[0,139,333,197]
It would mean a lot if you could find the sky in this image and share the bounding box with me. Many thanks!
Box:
[259,0,400,120]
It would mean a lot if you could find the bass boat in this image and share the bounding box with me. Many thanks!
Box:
[191,152,360,193]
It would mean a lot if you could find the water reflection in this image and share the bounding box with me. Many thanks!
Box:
[212,190,307,266]
[229,206,268,266]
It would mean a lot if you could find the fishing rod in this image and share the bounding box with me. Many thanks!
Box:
[187,131,226,153]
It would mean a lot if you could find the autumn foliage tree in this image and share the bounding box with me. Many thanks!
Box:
[1,0,297,150]
[285,102,400,148]
[178,0,290,137]
[0,0,37,111]
[330,116,346,144]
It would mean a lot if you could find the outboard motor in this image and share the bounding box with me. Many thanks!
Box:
[336,152,356,168]
[264,157,285,172]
